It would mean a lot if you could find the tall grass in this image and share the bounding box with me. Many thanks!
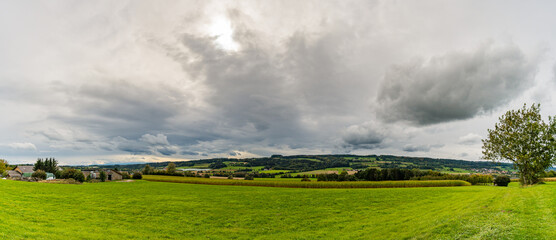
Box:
[511,177,556,183]
[143,175,470,188]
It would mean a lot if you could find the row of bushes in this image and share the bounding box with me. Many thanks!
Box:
[316,168,509,186]
[412,174,494,185]
[212,172,279,178]
[142,175,471,188]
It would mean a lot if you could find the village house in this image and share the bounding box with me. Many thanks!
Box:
[14,165,34,175]
[6,170,21,179]
[106,169,122,181]
[82,169,123,181]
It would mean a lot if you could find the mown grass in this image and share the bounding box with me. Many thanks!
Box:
[144,175,471,188]
[3,180,556,239]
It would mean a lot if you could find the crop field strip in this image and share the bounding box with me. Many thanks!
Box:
[142,175,471,188]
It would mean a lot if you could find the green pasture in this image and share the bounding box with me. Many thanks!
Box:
[2,179,556,239]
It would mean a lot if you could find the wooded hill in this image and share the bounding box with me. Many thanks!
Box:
[78,154,513,173]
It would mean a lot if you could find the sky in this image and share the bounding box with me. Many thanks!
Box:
[1,0,556,165]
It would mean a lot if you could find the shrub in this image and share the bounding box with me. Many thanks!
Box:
[32,170,47,180]
[61,168,85,182]
[494,175,511,187]
[244,175,254,180]
[121,172,131,179]
[54,170,63,179]
[301,176,311,182]
[203,174,210,178]
[227,175,233,179]
[132,172,142,179]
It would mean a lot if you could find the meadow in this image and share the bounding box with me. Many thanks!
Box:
[1,179,556,239]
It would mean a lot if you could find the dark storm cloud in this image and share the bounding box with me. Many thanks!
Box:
[63,79,189,137]
[170,21,364,150]
[377,43,537,125]
[341,123,386,149]
[114,134,179,156]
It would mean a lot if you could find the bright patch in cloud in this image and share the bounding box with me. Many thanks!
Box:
[208,17,239,51]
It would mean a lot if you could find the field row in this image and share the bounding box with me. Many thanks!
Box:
[142,175,471,188]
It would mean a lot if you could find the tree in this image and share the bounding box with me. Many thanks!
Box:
[61,168,85,182]
[166,162,176,174]
[99,171,107,182]
[482,104,556,185]
[32,170,47,180]
[0,159,8,176]
[132,172,142,179]
[142,165,153,175]
[44,158,58,173]
[494,175,511,187]
[33,158,44,171]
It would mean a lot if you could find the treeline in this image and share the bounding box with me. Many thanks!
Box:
[81,154,513,173]
[317,168,495,185]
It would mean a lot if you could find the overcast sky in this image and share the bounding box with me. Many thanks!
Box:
[2,0,556,165]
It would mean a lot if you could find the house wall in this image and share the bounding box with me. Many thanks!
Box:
[108,172,122,181]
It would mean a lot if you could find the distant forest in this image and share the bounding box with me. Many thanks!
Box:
[77,154,513,172]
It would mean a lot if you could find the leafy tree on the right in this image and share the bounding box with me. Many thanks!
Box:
[482,103,556,186]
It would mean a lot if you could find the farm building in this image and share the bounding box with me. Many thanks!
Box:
[46,173,55,180]
[14,165,34,175]
[82,170,100,179]
[6,170,21,179]
[106,170,122,181]
[82,169,122,181]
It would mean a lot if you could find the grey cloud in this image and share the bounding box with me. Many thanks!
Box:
[114,137,151,155]
[62,79,190,137]
[458,133,482,145]
[114,134,179,156]
[377,43,537,125]
[342,123,386,149]
[157,146,178,156]
[181,151,199,156]
[402,144,443,152]
[140,134,170,146]
[7,142,37,151]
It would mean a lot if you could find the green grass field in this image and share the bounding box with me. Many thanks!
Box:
[2,179,556,239]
